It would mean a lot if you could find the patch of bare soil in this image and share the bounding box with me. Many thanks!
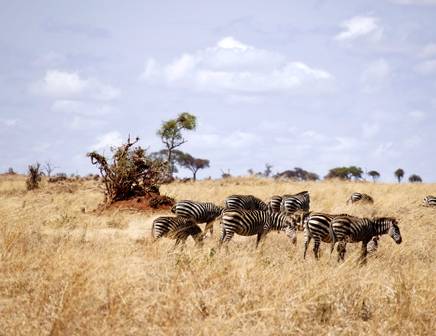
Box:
[97,194,175,213]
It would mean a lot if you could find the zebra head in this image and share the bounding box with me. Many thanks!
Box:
[388,219,402,244]
[284,216,297,244]
[187,218,204,246]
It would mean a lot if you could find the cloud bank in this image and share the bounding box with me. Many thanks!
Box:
[141,37,333,94]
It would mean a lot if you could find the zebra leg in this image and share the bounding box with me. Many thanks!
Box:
[303,235,311,259]
[337,242,346,262]
[303,230,312,259]
[256,232,267,249]
[204,221,213,237]
[172,238,182,251]
[359,241,369,265]
[219,230,233,249]
[313,239,321,259]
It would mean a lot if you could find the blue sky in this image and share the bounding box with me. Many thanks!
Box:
[1,0,435,181]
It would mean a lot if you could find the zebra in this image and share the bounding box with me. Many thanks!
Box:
[423,195,436,207]
[268,194,294,213]
[346,192,374,205]
[303,212,355,259]
[280,191,310,215]
[224,195,269,211]
[171,200,223,237]
[151,216,203,249]
[219,209,298,248]
[330,216,402,262]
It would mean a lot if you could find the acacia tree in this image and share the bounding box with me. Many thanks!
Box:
[394,168,404,183]
[176,152,210,181]
[409,174,422,183]
[325,166,363,180]
[368,170,380,183]
[43,161,58,177]
[157,112,196,178]
[264,163,273,177]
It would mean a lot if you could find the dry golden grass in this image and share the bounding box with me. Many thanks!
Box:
[0,175,435,335]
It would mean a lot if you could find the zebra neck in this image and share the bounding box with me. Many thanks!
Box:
[373,220,389,235]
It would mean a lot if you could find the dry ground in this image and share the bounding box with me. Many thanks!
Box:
[0,174,435,335]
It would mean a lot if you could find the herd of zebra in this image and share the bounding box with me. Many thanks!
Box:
[152,192,435,262]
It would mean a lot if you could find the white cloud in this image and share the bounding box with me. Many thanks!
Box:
[419,43,436,58]
[415,59,436,75]
[373,142,395,158]
[141,37,333,94]
[389,0,436,5]
[404,135,422,149]
[31,70,120,101]
[335,16,383,42]
[91,131,123,150]
[190,130,259,150]
[362,122,380,138]
[51,99,114,116]
[361,59,391,92]
[408,110,426,121]
[33,51,66,67]
[0,119,18,127]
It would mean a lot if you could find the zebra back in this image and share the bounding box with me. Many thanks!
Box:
[423,195,436,207]
[224,195,269,211]
[347,192,374,204]
[171,200,223,223]
[151,216,202,242]
[280,191,310,214]
[268,194,295,213]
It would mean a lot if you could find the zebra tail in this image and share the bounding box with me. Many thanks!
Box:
[170,204,177,213]
[329,222,336,254]
[151,220,156,239]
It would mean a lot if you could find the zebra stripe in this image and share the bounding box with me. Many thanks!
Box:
[303,212,354,259]
[219,209,297,248]
[330,216,402,262]
[171,200,223,236]
[346,192,374,204]
[423,195,436,207]
[152,216,203,249]
[224,195,269,211]
[280,191,310,215]
[268,194,294,213]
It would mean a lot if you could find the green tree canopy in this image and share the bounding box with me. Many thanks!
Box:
[367,170,380,182]
[175,152,210,181]
[325,166,363,180]
[394,168,404,183]
[157,112,196,177]
[408,174,422,183]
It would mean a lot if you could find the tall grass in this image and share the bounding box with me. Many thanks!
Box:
[0,176,434,335]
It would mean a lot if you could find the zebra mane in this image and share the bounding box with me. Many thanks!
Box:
[372,217,397,223]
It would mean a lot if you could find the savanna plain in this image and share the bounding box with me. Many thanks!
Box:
[0,174,435,335]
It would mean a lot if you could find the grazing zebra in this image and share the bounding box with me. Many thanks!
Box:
[303,212,354,259]
[330,216,402,262]
[280,191,310,215]
[224,195,269,211]
[423,195,436,207]
[171,200,223,236]
[151,216,203,249]
[346,192,374,205]
[219,209,297,248]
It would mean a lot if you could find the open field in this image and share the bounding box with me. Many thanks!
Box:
[0,174,435,335]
